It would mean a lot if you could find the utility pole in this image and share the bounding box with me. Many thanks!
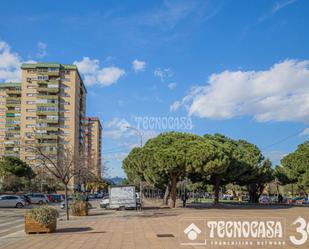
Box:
[125,126,143,206]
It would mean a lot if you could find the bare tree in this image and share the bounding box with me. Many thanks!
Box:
[24,140,79,221]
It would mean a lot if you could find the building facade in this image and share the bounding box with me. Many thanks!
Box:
[0,83,21,158]
[84,117,102,178]
[19,63,87,187]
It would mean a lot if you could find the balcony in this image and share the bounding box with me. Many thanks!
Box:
[38,142,58,147]
[38,71,60,76]
[6,96,20,101]
[35,134,58,139]
[37,95,58,100]
[36,111,58,116]
[37,119,58,124]
[6,109,20,114]
[6,90,21,94]
[4,151,19,156]
[5,113,20,118]
[36,126,59,131]
[37,87,59,93]
[36,102,58,107]
[6,103,21,107]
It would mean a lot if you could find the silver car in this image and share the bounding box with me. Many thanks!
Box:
[0,195,25,208]
[27,193,48,205]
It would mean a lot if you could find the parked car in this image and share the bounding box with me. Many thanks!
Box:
[19,195,31,205]
[47,194,63,203]
[0,195,25,208]
[259,196,271,204]
[100,196,109,208]
[27,193,48,205]
[95,192,104,198]
[222,194,233,200]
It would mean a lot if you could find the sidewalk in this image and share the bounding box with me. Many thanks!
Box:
[0,205,308,249]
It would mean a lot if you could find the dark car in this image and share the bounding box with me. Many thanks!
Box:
[46,194,63,203]
[19,195,31,205]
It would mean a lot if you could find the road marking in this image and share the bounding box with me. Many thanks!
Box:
[0,219,23,228]
[0,224,24,236]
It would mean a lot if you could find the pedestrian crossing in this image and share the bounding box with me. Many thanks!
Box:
[0,209,25,246]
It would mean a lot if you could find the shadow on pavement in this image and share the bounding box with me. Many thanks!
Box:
[55,227,93,233]
[185,202,296,210]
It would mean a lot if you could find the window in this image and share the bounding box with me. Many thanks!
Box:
[37,75,49,81]
[26,156,36,160]
[60,110,70,113]
[37,106,58,112]
[26,109,36,112]
[48,68,59,72]
[27,85,36,89]
[26,101,36,105]
[27,93,37,97]
[26,78,32,83]
[26,124,36,128]
[60,93,70,97]
[26,116,36,120]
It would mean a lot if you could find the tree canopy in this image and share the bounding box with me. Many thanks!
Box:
[122,131,275,206]
[281,141,309,193]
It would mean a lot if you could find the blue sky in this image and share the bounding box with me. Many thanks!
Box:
[1,0,309,177]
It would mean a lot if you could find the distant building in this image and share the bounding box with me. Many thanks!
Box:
[84,117,102,178]
[20,62,86,188]
[0,62,105,189]
[0,83,22,157]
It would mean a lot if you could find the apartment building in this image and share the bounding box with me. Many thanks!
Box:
[0,83,21,158]
[84,117,102,178]
[19,62,87,188]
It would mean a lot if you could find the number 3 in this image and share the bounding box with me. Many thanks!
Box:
[289,217,308,245]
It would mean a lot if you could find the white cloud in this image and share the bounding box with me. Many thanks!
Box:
[0,41,22,82]
[299,128,309,136]
[170,100,181,112]
[104,118,133,139]
[36,41,47,58]
[132,59,146,72]
[272,0,297,13]
[74,57,125,86]
[173,59,309,123]
[258,0,297,23]
[154,67,173,82]
[168,82,177,90]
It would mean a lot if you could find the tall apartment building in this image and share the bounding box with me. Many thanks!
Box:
[19,62,87,188]
[84,117,102,178]
[0,83,21,158]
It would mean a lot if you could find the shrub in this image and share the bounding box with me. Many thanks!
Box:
[28,206,59,225]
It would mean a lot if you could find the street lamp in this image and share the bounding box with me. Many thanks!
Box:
[125,125,143,206]
[125,125,143,147]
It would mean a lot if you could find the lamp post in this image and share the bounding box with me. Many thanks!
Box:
[125,125,143,206]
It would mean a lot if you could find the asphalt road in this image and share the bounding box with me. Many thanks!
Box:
[0,202,67,246]
[0,200,102,243]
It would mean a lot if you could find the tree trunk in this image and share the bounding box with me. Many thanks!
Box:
[248,183,263,203]
[248,184,257,203]
[64,184,69,221]
[163,183,171,205]
[170,175,178,208]
[214,175,220,205]
[232,189,237,198]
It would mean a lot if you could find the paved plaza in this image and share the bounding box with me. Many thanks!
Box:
[0,203,308,249]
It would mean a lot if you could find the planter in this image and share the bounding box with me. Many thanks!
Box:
[25,212,56,234]
[71,201,89,216]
